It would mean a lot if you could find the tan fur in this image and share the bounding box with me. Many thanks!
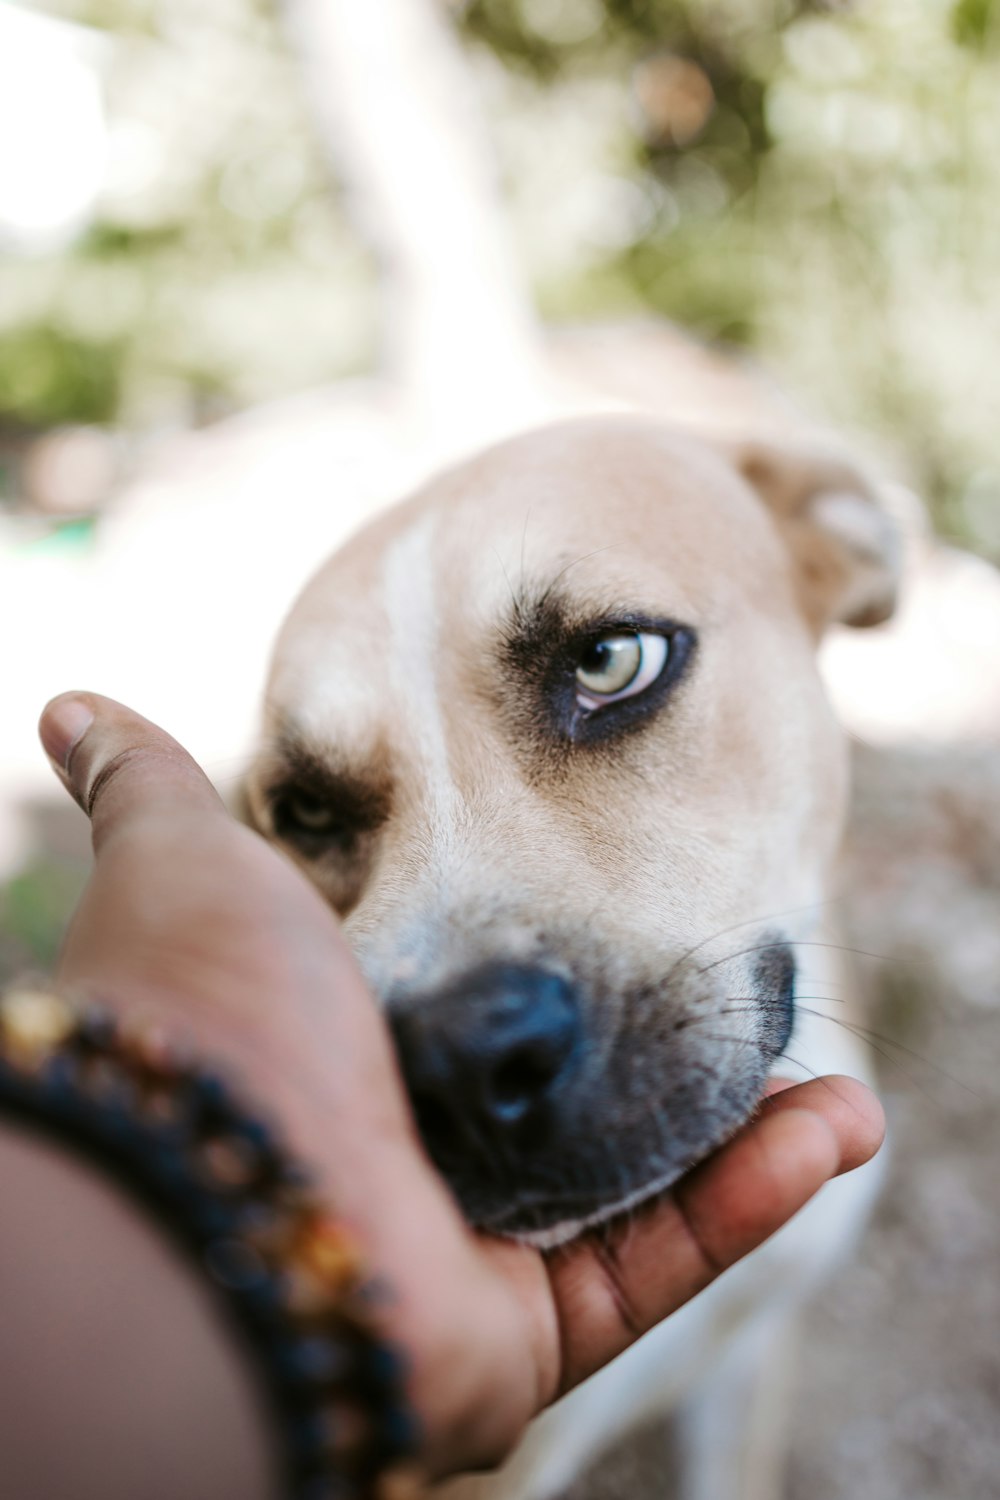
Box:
[250,418,893,985]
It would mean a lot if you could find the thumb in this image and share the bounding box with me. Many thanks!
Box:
[39,692,224,850]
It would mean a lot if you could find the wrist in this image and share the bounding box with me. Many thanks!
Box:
[0,1124,277,1500]
[0,983,421,1500]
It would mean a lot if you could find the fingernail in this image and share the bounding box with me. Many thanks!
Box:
[40,696,94,772]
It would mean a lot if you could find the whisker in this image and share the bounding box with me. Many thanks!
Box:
[491,544,518,613]
[695,938,931,979]
[676,1033,775,1055]
[793,1006,981,1101]
[518,505,533,602]
[658,898,848,994]
[536,545,625,613]
[697,994,979,1104]
[772,1050,825,1083]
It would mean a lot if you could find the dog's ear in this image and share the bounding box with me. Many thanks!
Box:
[722,436,901,632]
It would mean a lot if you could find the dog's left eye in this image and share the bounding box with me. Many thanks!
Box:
[575,631,669,709]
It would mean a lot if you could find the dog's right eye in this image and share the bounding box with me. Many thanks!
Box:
[270,787,345,848]
[282,790,334,831]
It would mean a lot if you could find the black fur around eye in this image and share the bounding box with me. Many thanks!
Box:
[262,738,393,865]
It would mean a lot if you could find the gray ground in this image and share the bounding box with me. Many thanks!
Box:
[3,742,999,1500]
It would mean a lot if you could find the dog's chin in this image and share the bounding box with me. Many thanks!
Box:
[464,1062,786,1250]
[479,1160,692,1252]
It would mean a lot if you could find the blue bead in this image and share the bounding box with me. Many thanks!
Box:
[77,1007,117,1050]
[204,1237,269,1292]
[191,1198,237,1239]
[361,1341,408,1385]
[287,1409,331,1464]
[41,1052,79,1092]
[378,1404,420,1456]
[292,1475,352,1500]
[275,1335,352,1387]
[190,1071,236,1124]
[242,1271,287,1315]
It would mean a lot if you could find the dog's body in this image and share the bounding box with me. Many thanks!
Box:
[247,416,897,1498]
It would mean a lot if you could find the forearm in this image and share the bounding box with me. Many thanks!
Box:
[0,1125,277,1500]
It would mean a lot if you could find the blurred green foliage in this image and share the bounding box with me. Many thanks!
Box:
[951,0,1000,49]
[0,858,86,978]
[0,324,122,425]
[0,0,374,436]
[460,0,1000,551]
[3,0,999,555]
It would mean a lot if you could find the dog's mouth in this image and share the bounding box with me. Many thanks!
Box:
[479,1145,728,1251]
[391,941,796,1248]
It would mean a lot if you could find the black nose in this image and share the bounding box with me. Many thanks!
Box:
[390,965,581,1162]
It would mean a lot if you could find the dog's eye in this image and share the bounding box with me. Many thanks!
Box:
[284,789,334,831]
[575,631,669,709]
[273,788,338,837]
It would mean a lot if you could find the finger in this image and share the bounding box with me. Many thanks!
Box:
[39,692,224,850]
[41,691,377,1103]
[549,1079,882,1392]
[758,1073,885,1175]
[762,1075,798,1097]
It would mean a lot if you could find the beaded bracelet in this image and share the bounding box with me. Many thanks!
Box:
[0,984,422,1500]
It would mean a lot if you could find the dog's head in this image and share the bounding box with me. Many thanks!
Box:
[246,417,898,1245]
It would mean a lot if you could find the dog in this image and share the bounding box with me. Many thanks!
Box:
[244,414,898,1499]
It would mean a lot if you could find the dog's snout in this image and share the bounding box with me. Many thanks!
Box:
[390,965,582,1164]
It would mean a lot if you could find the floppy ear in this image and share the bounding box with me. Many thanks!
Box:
[722,436,902,633]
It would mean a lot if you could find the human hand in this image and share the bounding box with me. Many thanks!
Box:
[40,692,885,1480]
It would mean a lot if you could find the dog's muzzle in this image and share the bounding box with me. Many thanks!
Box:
[387,944,796,1243]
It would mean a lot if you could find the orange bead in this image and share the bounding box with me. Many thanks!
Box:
[295,1214,365,1291]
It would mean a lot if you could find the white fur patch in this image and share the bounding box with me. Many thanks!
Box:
[381,514,459,844]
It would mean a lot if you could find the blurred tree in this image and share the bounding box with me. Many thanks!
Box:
[458,0,1000,552]
[0,0,373,446]
[951,0,1000,50]
[2,0,998,556]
